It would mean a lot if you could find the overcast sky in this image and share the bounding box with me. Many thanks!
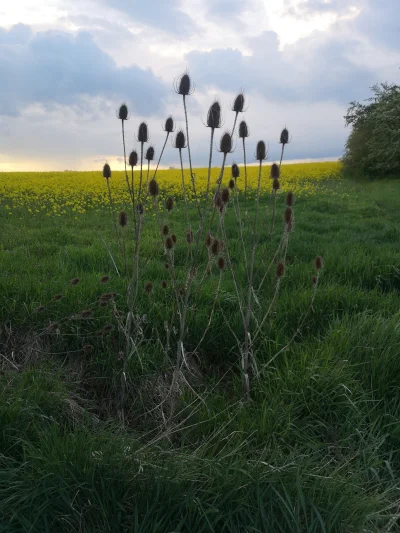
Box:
[0,0,399,171]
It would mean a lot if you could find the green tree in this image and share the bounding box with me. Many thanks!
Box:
[343,82,400,177]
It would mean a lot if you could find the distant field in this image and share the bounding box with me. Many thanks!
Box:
[0,161,341,216]
[1,169,400,531]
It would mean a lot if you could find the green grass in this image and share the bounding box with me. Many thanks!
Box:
[1,177,400,531]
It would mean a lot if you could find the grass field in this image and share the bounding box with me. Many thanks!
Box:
[1,165,400,532]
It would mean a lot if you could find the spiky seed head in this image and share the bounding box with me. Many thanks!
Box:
[218,256,225,270]
[256,140,267,161]
[145,146,155,161]
[145,281,153,293]
[149,179,159,196]
[315,256,324,271]
[166,196,174,211]
[280,128,289,145]
[205,233,212,247]
[276,262,285,278]
[186,229,193,244]
[103,323,113,332]
[36,305,45,313]
[219,132,233,154]
[136,202,144,215]
[229,179,235,189]
[172,234,177,243]
[284,207,293,225]
[272,179,280,191]
[103,163,111,179]
[119,211,128,227]
[207,100,222,129]
[137,122,149,143]
[164,116,175,133]
[270,163,280,179]
[231,163,240,179]
[161,280,167,289]
[82,344,93,354]
[174,129,186,149]
[80,309,92,318]
[211,239,220,256]
[221,187,230,204]
[232,92,245,113]
[166,237,174,250]
[99,276,110,283]
[238,120,249,139]
[312,275,318,285]
[286,191,294,206]
[176,73,192,96]
[162,224,169,236]
[53,293,63,301]
[70,278,80,286]
[129,150,138,167]
[118,104,128,121]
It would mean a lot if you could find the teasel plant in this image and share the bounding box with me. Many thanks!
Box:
[101,73,323,421]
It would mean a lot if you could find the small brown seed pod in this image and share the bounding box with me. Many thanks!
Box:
[36,305,45,313]
[149,179,159,197]
[229,179,235,189]
[238,120,249,139]
[145,146,155,161]
[207,100,222,129]
[211,239,220,256]
[272,179,280,191]
[231,163,240,179]
[70,278,80,286]
[166,197,174,211]
[165,237,174,250]
[232,92,245,113]
[217,256,225,270]
[129,150,138,167]
[102,163,111,179]
[144,281,153,293]
[280,128,289,145]
[80,309,92,318]
[162,224,169,236]
[119,211,128,227]
[221,188,230,204]
[175,73,192,96]
[82,344,93,354]
[53,293,63,301]
[270,163,280,179]
[99,276,110,283]
[137,122,149,143]
[315,256,324,271]
[118,104,128,121]
[312,275,318,285]
[174,130,186,149]
[103,323,113,332]
[256,140,267,161]
[161,280,167,289]
[205,233,212,247]
[276,262,285,278]
[164,116,174,133]
[219,132,233,154]
[286,191,294,206]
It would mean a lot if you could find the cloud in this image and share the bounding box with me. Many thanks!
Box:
[0,24,167,117]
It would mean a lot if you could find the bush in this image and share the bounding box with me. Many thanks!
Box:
[342,82,400,178]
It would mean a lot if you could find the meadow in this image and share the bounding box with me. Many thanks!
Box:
[1,162,400,532]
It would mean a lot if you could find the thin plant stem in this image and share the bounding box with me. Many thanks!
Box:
[179,149,191,231]
[183,94,201,217]
[121,120,133,203]
[106,178,121,248]
[153,132,169,180]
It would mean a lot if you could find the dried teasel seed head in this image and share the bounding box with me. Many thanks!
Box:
[149,179,159,197]
[286,191,294,207]
[214,191,223,211]
[256,140,267,161]
[231,163,240,179]
[315,256,324,271]
[186,229,193,244]
[232,92,245,113]
[137,122,149,143]
[172,234,177,243]
[129,150,138,167]
[238,120,249,139]
[53,293,63,301]
[165,263,170,269]
[119,211,128,227]
[280,127,290,145]
[165,237,174,250]
[207,100,222,129]
[229,179,235,190]
[164,116,175,133]
[211,239,220,256]
[118,104,128,121]
[99,276,110,284]
[80,309,92,318]
[219,131,233,154]
[205,233,212,247]
[82,344,93,354]
[136,203,144,215]
[36,305,45,313]
[217,256,225,270]
[100,292,114,301]
[221,188,230,204]
[145,146,155,162]
[174,129,186,150]
[276,262,285,278]
[162,224,169,236]
[284,207,293,224]
[166,196,174,211]
[175,72,192,96]
[312,275,318,285]
[145,281,153,293]
[270,163,280,179]
[70,278,80,286]
[103,323,113,333]
[99,300,108,308]
[161,280,167,289]
[103,163,111,179]
[272,179,280,191]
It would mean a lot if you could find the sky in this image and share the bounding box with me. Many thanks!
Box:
[0,0,399,171]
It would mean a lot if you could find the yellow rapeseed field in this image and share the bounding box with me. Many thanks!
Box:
[0,162,341,216]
